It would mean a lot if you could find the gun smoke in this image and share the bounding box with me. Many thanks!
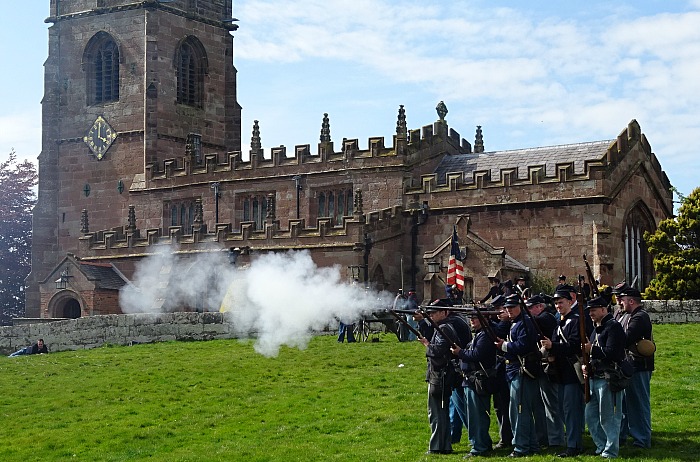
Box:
[120,248,393,356]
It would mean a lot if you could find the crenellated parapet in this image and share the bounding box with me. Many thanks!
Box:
[77,203,408,258]
[138,106,472,191]
[606,120,670,192]
[407,120,671,201]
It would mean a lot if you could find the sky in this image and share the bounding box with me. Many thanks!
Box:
[2,0,699,200]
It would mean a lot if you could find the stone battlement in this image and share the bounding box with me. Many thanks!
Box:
[407,120,671,195]
[78,202,406,255]
[140,118,469,190]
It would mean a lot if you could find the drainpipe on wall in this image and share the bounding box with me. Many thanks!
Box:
[363,233,373,290]
[410,201,429,292]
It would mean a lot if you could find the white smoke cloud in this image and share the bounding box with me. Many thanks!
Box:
[120,248,393,356]
[119,247,237,314]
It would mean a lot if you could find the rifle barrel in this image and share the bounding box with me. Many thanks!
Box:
[416,307,459,348]
[387,309,424,339]
[577,280,591,403]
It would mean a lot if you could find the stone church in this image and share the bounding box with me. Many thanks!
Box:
[25,0,673,319]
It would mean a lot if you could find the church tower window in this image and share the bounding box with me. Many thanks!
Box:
[84,32,120,105]
[176,37,208,108]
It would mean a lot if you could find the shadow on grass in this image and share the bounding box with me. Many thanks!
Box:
[637,430,700,461]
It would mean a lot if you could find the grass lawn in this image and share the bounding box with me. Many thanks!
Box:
[1,324,699,461]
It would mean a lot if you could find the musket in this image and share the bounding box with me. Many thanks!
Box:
[391,308,423,316]
[469,302,500,344]
[520,300,547,340]
[577,277,591,403]
[416,306,459,348]
[435,305,502,316]
[583,254,600,297]
[387,309,424,340]
[410,305,501,316]
[631,275,639,289]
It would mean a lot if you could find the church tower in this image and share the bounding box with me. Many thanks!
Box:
[26,0,241,315]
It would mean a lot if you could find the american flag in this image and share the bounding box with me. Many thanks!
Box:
[446,226,464,291]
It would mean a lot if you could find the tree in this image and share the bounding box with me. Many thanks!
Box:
[0,151,37,325]
[644,187,700,300]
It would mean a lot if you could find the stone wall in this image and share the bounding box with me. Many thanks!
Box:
[643,300,700,324]
[1,312,236,356]
[2,300,700,356]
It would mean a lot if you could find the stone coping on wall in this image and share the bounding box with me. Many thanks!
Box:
[2,300,699,355]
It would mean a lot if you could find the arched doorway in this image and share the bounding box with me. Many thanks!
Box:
[48,291,83,319]
[62,299,82,318]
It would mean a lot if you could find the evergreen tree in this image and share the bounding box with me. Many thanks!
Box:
[644,187,700,300]
[0,151,37,325]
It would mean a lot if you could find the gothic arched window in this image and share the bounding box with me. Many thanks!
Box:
[84,32,120,105]
[624,201,656,291]
[175,36,208,107]
[166,199,196,234]
[242,194,269,230]
[316,187,353,226]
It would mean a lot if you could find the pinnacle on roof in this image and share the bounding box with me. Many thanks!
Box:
[474,125,484,153]
[320,113,331,143]
[250,120,262,153]
[396,104,407,140]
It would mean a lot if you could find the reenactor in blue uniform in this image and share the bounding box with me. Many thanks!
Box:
[583,295,627,458]
[540,289,584,457]
[494,296,541,457]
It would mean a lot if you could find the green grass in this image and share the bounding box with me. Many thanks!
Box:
[1,325,699,461]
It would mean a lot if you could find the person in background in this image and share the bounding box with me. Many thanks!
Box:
[405,289,420,341]
[393,289,410,342]
[578,275,591,300]
[9,338,49,357]
[447,284,464,305]
[515,276,531,300]
[480,277,502,304]
[337,319,356,343]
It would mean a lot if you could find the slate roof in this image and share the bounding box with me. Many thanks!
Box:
[78,261,128,290]
[434,140,614,184]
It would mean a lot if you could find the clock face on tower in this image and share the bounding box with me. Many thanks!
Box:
[83,116,117,160]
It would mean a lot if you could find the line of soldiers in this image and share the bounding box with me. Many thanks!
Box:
[415,280,654,458]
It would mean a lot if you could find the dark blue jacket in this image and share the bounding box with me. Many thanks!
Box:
[589,314,626,377]
[503,312,539,381]
[447,314,473,348]
[425,316,469,386]
[549,310,582,384]
[457,329,498,388]
[535,310,557,340]
[623,306,654,372]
